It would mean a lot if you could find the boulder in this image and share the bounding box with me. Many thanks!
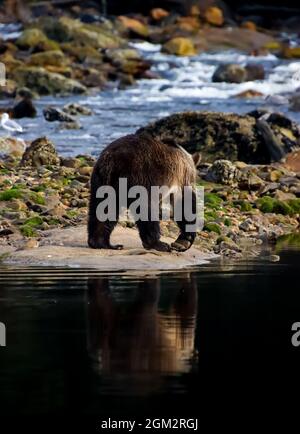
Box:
[212,64,248,83]
[150,8,169,21]
[206,160,240,185]
[12,98,37,119]
[28,50,67,67]
[62,103,92,116]
[44,17,122,49]
[43,107,76,123]
[118,16,149,38]
[20,137,60,167]
[163,37,197,56]
[13,67,86,95]
[104,48,150,76]
[137,111,300,164]
[204,7,224,26]
[16,28,59,51]
[0,137,26,158]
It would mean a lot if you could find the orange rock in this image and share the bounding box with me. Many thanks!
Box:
[150,8,169,21]
[204,7,224,26]
[163,37,197,56]
[234,90,264,99]
[241,21,257,31]
[177,16,200,32]
[190,5,201,16]
[118,16,149,38]
[282,46,300,59]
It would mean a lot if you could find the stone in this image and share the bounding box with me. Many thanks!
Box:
[13,67,87,95]
[212,64,248,83]
[16,28,59,51]
[12,98,37,119]
[163,37,197,56]
[282,46,300,59]
[274,190,296,201]
[118,16,149,38]
[62,103,92,116]
[137,111,300,164]
[0,137,26,158]
[206,160,240,185]
[204,7,224,26]
[20,137,60,167]
[28,50,66,67]
[104,48,150,76]
[150,8,169,21]
[43,106,76,123]
[239,218,257,232]
[235,90,264,99]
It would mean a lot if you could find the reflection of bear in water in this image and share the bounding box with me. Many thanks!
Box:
[87,276,198,392]
[88,133,201,252]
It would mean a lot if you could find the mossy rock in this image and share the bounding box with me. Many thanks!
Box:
[13,66,86,95]
[204,222,222,234]
[137,111,300,163]
[233,200,253,212]
[0,188,23,201]
[204,193,223,209]
[28,50,67,67]
[17,28,59,51]
[256,196,300,216]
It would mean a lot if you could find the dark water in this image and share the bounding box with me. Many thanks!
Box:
[0,240,300,426]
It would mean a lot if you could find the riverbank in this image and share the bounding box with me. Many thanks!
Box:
[0,134,299,267]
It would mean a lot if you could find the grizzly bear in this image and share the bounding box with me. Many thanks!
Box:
[88,133,201,252]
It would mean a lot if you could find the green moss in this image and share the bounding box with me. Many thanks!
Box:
[66,209,78,218]
[224,218,232,227]
[204,222,221,235]
[273,200,292,216]
[20,225,38,237]
[0,168,10,175]
[204,210,218,221]
[32,184,47,192]
[233,200,253,212]
[288,199,300,214]
[204,193,223,209]
[24,216,43,228]
[257,197,300,216]
[0,188,23,201]
[47,217,60,225]
[29,192,46,205]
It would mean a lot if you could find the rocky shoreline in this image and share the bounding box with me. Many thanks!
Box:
[1,2,300,99]
[0,127,299,266]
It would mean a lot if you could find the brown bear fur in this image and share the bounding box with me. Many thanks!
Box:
[88,133,200,252]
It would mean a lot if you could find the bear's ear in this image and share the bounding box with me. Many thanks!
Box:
[192,152,202,167]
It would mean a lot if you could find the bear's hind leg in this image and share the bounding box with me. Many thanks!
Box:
[136,220,171,252]
[88,173,123,250]
[171,190,196,252]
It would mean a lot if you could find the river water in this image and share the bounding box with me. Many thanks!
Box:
[1,41,300,157]
[0,237,299,419]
